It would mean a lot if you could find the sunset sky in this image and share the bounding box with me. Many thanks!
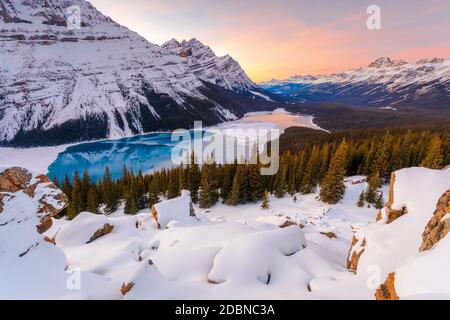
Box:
[90,0,450,82]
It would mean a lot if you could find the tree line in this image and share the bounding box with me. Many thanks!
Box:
[55,128,448,220]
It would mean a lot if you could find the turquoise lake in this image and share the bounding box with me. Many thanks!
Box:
[47,131,202,182]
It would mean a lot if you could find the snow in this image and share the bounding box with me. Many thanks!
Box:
[0,145,69,174]
[152,190,196,228]
[0,167,114,299]
[1,165,449,299]
[348,167,450,299]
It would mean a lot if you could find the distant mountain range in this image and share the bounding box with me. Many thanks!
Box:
[0,0,277,146]
[261,57,450,109]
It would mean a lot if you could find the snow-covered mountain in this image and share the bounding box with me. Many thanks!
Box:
[0,0,274,147]
[261,57,450,108]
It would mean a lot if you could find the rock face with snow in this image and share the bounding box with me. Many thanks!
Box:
[151,190,196,229]
[261,57,450,108]
[420,189,450,252]
[0,0,275,147]
[346,167,450,299]
[0,166,114,299]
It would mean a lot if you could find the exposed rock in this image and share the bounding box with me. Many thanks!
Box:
[375,273,399,300]
[36,215,53,234]
[320,231,337,240]
[87,223,114,244]
[24,183,37,198]
[151,190,196,229]
[347,236,366,273]
[376,210,383,222]
[420,189,450,251]
[384,172,408,224]
[44,236,56,245]
[0,167,32,192]
[121,282,135,296]
[207,278,224,285]
[279,219,297,228]
[0,193,3,213]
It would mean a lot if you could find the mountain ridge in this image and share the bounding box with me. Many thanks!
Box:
[0,0,276,147]
[261,57,450,108]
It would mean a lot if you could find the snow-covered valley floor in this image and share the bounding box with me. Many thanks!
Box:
[43,177,387,300]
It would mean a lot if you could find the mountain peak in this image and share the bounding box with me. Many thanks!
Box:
[416,58,445,64]
[368,57,408,68]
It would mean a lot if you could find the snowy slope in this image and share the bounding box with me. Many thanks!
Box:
[0,0,273,147]
[348,167,450,299]
[0,166,115,299]
[261,57,450,108]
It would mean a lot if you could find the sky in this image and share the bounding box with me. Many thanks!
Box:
[89,0,450,82]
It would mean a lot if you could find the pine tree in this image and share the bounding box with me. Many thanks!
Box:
[319,140,349,204]
[62,174,72,201]
[246,164,263,202]
[365,172,382,204]
[148,177,160,208]
[261,190,270,209]
[187,153,201,203]
[199,161,219,208]
[357,190,365,207]
[226,165,246,205]
[167,169,179,199]
[80,169,90,211]
[178,165,186,193]
[87,184,99,213]
[421,135,444,169]
[219,164,233,203]
[67,170,81,220]
[103,166,118,213]
[273,157,287,198]
[375,191,384,210]
[301,146,320,194]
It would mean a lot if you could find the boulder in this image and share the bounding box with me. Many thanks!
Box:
[0,167,32,193]
[420,189,450,251]
[375,273,399,300]
[346,236,366,273]
[87,223,114,244]
[385,172,408,224]
[151,190,196,229]
[320,231,337,239]
[121,282,135,296]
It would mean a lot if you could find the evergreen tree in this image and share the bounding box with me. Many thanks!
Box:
[301,146,320,194]
[148,177,160,208]
[273,157,288,198]
[219,164,233,203]
[319,140,349,204]
[421,135,444,169]
[67,170,81,220]
[178,165,186,193]
[226,165,247,205]
[103,166,118,213]
[167,169,179,199]
[246,164,263,202]
[365,172,382,204]
[80,169,90,211]
[187,153,201,203]
[357,190,365,207]
[199,161,219,208]
[261,190,270,209]
[87,184,99,214]
[62,174,72,201]
[375,191,384,210]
